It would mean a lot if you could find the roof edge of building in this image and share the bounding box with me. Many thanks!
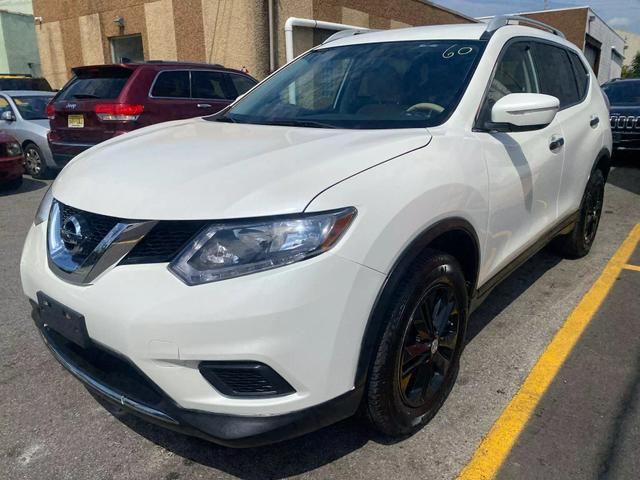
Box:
[416,1,479,24]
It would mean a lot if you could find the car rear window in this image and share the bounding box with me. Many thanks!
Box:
[0,77,52,91]
[58,69,132,101]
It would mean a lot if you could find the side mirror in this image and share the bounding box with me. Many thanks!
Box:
[489,93,559,132]
[1,110,16,122]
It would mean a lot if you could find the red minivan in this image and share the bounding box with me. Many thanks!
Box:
[47,62,257,167]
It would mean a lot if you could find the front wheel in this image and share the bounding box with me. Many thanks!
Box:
[365,250,468,436]
[553,169,605,258]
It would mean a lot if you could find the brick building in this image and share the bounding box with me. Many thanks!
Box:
[33,0,475,89]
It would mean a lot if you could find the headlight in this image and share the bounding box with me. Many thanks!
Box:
[170,207,357,285]
[6,142,22,157]
[34,186,53,225]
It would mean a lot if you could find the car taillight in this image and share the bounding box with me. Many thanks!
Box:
[94,103,144,122]
[46,102,55,120]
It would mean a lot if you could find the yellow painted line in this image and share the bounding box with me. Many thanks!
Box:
[623,264,640,273]
[458,223,640,480]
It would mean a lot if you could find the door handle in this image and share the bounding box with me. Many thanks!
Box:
[590,115,600,128]
[549,135,565,152]
[197,103,212,108]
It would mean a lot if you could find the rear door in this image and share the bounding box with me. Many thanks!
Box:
[50,66,134,144]
[530,44,603,217]
[190,70,238,115]
[144,70,198,123]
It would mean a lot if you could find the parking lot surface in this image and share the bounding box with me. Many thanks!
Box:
[1,157,639,480]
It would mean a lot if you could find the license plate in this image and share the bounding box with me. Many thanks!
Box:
[36,292,89,347]
[67,114,84,128]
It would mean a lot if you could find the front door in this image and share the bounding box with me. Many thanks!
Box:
[475,40,565,281]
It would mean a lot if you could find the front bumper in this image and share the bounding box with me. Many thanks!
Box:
[32,305,362,447]
[21,221,384,420]
[612,131,640,150]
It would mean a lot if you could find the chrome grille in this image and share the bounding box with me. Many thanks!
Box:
[610,115,640,130]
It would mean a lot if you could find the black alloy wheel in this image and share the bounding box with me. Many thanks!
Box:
[365,250,468,436]
[398,284,461,408]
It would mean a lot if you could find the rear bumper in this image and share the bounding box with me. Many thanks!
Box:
[0,155,24,181]
[32,302,362,447]
[49,140,96,167]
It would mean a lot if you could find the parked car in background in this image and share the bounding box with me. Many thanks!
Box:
[0,75,53,92]
[602,78,640,152]
[0,132,23,189]
[47,62,258,167]
[0,91,56,179]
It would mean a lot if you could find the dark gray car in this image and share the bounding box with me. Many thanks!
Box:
[0,90,55,178]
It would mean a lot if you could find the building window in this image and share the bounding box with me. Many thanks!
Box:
[111,35,144,63]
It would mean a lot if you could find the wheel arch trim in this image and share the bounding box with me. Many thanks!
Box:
[354,216,481,388]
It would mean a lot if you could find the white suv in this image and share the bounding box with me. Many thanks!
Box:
[21,17,611,446]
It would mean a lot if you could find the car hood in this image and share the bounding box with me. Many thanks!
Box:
[53,118,431,220]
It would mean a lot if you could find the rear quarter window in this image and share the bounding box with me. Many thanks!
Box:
[229,74,257,96]
[568,52,590,100]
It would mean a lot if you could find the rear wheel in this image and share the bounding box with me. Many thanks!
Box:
[365,250,468,436]
[24,143,52,179]
[553,169,605,258]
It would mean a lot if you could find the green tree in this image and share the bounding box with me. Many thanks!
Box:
[622,52,640,78]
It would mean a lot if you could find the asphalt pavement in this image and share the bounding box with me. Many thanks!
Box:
[1,156,639,480]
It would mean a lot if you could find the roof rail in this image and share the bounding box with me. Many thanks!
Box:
[483,15,566,39]
[322,29,376,45]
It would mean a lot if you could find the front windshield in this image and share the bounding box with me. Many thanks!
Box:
[219,40,484,129]
[602,81,640,106]
[13,96,53,120]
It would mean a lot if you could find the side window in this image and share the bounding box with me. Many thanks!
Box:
[0,97,11,115]
[530,43,580,108]
[191,71,234,100]
[568,51,590,100]
[229,74,257,96]
[151,71,190,98]
[479,41,537,125]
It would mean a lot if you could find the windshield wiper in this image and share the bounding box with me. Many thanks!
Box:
[265,119,338,129]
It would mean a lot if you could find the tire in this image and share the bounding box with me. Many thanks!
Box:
[553,169,605,259]
[365,249,468,437]
[23,143,52,179]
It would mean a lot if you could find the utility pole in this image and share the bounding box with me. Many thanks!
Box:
[544,0,550,9]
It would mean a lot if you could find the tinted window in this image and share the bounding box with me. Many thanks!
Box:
[191,71,232,99]
[12,95,53,120]
[0,97,11,115]
[602,81,640,105]
[0,77,52,91]
[151,71,190,98]
[221,41,484,129]
[58,70,131,100]
[479,42,537,125]
[229,74,257,96]
[568,52,589,99]
[531,43,580,108]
